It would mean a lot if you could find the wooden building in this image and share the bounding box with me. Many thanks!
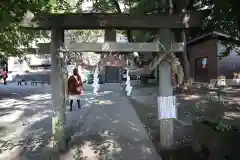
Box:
[187,31,240,82]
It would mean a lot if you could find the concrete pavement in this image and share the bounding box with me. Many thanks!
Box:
[66,83,161,160]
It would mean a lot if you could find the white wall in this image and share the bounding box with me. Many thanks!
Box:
[26,54,51,66]
[8,54,51,72]
[8,57,30,72]
[217,41,240,77]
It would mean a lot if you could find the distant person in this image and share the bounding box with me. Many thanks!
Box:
[16,74,21,85]
[67,68,83,111]
[1,69,7,85]
[0,69,2,80]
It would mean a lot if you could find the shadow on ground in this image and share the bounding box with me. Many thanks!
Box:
[127,83,240,160]
[0,85,103,160]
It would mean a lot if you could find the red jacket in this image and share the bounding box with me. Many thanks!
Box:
[68,74,83,95]
[1,71,7,79]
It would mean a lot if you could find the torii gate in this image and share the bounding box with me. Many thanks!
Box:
[22,12,203,151]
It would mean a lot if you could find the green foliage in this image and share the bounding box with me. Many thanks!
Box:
[73,147,83,160]
[214,121,234,131]
[191,0,240,57]
[197,0,240,36]
[92,0,119,13]
[0,0,86,58]
[207,120,235,132]
[2,0,240,58]
[0,25,36,57]
[53,0,82,13]
[0,0,50,57]
[67,30,104,42]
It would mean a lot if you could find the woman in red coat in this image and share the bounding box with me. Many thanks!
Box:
[1,69,7,85]
[68,68,83,111]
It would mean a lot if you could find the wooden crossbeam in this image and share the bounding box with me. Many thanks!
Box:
[68,42,158,52]
[67,42,184,52]
[36,42,184,53]
[21,12,203,30]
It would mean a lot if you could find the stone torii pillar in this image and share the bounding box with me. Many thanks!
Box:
[103,29,118,82]
[158,29,176,149]
[50,28,67,152]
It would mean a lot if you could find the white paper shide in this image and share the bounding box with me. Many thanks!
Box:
[157,96,177,120]
[124,69,132,96]
[92,66,100,94]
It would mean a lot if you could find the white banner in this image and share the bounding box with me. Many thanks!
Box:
[157,96,177,120]
[92,66,100,94]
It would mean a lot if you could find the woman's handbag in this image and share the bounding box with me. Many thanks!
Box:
[80,90,84,95]
[76,86,81,92]
[76,86,84,95]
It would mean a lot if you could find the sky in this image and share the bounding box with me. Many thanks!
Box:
[81,0,125,12]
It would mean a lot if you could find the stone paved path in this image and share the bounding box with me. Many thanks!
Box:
[63,83,161,160]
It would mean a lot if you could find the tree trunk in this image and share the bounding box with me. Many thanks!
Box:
[181,30,191,81]
[51,29,66,152]
[156,67,159,84]
[111,0,134,43]
[172,0,193,83]
[158,62,174,148]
